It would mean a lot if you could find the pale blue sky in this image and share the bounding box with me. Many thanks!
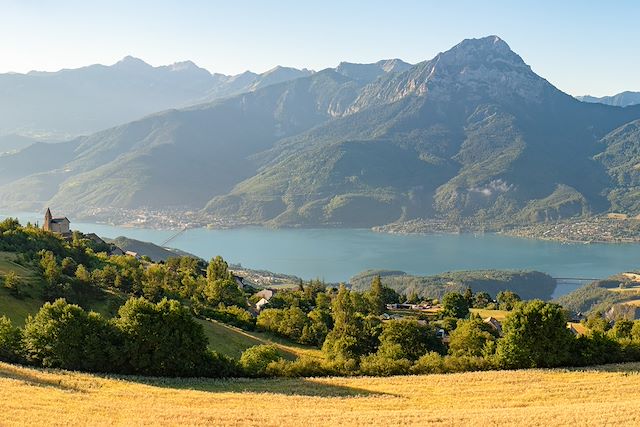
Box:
[1,0,638,96]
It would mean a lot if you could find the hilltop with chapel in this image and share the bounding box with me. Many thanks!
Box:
[42,208,71,236]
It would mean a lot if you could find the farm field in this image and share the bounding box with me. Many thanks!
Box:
[1,361,640,426]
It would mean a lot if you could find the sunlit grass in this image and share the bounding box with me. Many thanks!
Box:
[1,361,640,426]
[198,318,324,360]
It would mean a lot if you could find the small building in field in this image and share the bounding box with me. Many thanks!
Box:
[43,208,70,235]
[255,298,270,312]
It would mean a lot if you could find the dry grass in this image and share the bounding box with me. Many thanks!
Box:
[470,308,510,320]
[2,362,640,426]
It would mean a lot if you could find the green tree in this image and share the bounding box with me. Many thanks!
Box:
[463,287,474,308]
[448,317,497,357]
[207,256,232,282]
[585,311,611,333]
[496,300,574,368]
[23,299,119,372]
[203,278,245,307]
[609,319,634,339]
[377,319,443,361]
[496,290,521,311]
[115,297,210,376]
[442,292,469,319]
[323,285,381,360]
[0,316,23,363]
[632,321,640,342]
[473,291,492,309]
[367,275,385,315]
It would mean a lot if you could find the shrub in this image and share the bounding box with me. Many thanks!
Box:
[411,352,446,374]
[359,353,412,376]
[200,350,241,378]
[206,304,256,330]
[265,356,332,377]
[411,352,494,374]
[240,345,281,377]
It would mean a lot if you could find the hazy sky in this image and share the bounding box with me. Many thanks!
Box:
[1,0,638,96]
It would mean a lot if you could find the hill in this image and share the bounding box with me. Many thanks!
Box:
[106,236,196,262]
[555,273,640,316]
[1,361,640,426]
[350,269,556,300]
[3,36,640,228]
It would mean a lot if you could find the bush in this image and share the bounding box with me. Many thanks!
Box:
[359,353,412,376]
[204,304,256,330]
[240,345,281,377]
[0,316,24,363]
[200,350,242,378]
[411,352,446,374]
[411,352,495,375]
[265,356,332,377]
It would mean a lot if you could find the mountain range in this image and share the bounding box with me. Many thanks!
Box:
[577,92,640,107]
[2,35,640,228]
[0,56,313,139]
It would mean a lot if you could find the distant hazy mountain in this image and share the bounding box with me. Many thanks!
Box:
[0,57,313,138]
[2,36,640,228]
[335,59,412,83]
[0,134,47,154]
[577,91,640,107]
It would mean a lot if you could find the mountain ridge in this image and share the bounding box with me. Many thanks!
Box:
[2,36,640,229]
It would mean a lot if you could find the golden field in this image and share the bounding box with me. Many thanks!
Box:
[2,362,640,426]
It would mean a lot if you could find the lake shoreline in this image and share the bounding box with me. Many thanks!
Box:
[2,211,638,290]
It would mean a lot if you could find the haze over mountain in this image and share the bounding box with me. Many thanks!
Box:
[2,36,640,228]
[577,92,640,107]
[0,57,313,138]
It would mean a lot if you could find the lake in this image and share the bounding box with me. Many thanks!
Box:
[3,211,640,297]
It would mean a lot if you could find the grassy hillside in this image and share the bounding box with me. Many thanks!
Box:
[0,250,125,325]
[1,361,640,426]
[0,252,48,325]
[197,319,323,360]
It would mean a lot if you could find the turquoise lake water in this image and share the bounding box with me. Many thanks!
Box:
[3,212,640,296]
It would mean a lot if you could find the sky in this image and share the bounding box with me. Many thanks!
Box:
[0,0,638,96]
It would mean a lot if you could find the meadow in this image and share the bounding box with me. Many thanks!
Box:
[1,361,640,426]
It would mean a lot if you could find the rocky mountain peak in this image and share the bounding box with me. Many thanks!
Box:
[113,55,153,71]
